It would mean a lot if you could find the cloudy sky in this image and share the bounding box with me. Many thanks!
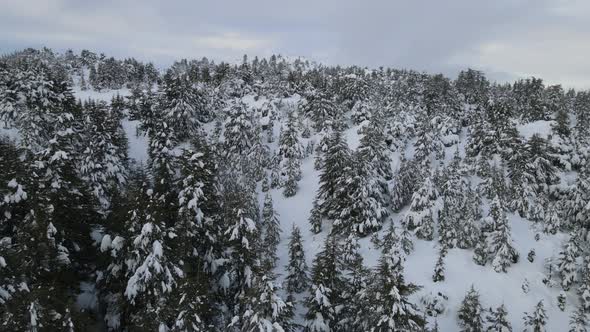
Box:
[1,0,589,88]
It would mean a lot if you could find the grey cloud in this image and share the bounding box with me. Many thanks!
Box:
[1,0,589,88]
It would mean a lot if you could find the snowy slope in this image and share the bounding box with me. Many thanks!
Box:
[67,88,576,331]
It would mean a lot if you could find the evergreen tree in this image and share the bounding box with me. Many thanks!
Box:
[487,196,518,273]
[523,300,548,332]
[486,304,512,332]
[304,235,346,332]
[124,182,180,330]
[240,275,295,332]
[432,249,446,283]
[391,155,420,212]
[473,232,489,266]
[279,112,303,197]
[302,91,339,131]
[579,255,590,311]
[260,193,281,270]
[285,225,309,294]
[569,307,588,332]
[310,129,351,233]
[222,185,261,327]
[457,286,484,332]
[335,152,387,236]
[159,71,210,140]
[557,234,580,291]
[365,248,424,331]
[79,100,128,212]
[404,174,437,240]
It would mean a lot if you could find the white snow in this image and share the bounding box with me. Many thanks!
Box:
[518,120,555,139]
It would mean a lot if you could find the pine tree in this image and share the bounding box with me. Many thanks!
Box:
[487,196,518,273]
[578,255,590,311]
[224,102,255,157]
[365,248,424,331]
[335,153,387,236]
[473,232,489,266]
[391,155,420,212]
[173,148,218,330]
[558,292,566,311]
[569,307,588,332]
[304,235,346,332]
[260,193,281,270]
[279,112,303,197]
[240,275,295,332]
[553,104,571,138]
[124,186,180,330]
[310,129,351,233]
[79,100,127,212]
[159,71,210,140]
[284,225,309,294]
[543,203,561,235]
[523,300,548,332]
[302,91,339,131]
[404,174,437,240]
[557,234,580,290]
[486,304,512,332]
[457,286,484,332]
[432,249,446,283]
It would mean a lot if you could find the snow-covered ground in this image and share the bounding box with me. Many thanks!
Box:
[0,87,572,330]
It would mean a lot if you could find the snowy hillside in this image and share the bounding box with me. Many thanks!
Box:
[1,48,589,332]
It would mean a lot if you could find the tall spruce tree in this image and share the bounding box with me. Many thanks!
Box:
[457,286,484,332]
[487,196,518,273]
[523,300,548,332]
[285,225,309,294]
[486,304,512,332]
[365,248,424,331]
[304,234,346,332]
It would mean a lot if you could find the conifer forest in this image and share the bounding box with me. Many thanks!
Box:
[2,48,590,331]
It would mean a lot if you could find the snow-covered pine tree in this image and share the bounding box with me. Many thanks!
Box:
[457,286,484,332]
[304,234,346,332]
[310,129,351,233]
[334,152,387,236]
[239,274,295,332]
[365,247,424,331]
[224,102,255,158]
[391,154,420,212]
[414,112,444,165]
[543,203,561,235]
[357,113,393,199]
[260,193,281,270]
[79,100,127,212]
[568,307,588,332]
[279,112,303,197]
[438,198,459,249]
[563,174,590,230]
[557,233,580,291]
[558,292,567,311]
[159,71,209,140]
[339,234,372,331]
[523,300,548,332]
[221,183,261,328]
[579,255,590,311]
[473,232,489,266]
[285,224,309,294]
[302,91,339,131]
[432,248,446,283]
[173,148,217,330]
[486,304,512,332]
[124,183,181,330]
[404,173,437,240]
[487,195,518,273]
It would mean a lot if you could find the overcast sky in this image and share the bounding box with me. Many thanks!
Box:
[2,0,589,88]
